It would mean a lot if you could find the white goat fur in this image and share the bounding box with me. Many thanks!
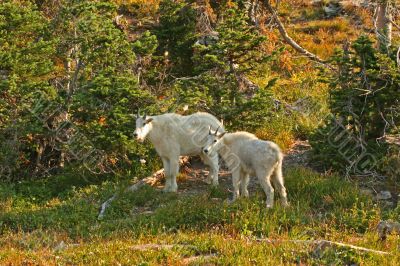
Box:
[134,112,224,192]
[204,131,288,208]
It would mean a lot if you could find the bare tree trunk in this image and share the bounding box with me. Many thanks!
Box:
[58,24,82,169]
[245,0,259,27]
[33,140,45,175]
[375,0,392,51]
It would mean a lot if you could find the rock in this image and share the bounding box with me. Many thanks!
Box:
[377,220,400,240]
[376,191,392,200]
[323,3,342,17]
[54,241,66,252]
[359,188,374,197]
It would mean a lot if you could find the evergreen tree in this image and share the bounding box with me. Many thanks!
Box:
[52,0,157,176]
[0,0,157,179]
[155,0,197,76]
[175,6,275,130]
[311,36,400,176]
[0,1,56,178]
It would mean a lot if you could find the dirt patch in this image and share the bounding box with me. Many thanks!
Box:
[175,140,312,196]
[283,140,311,168]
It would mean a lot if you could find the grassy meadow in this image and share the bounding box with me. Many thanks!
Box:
[1,167,399,265]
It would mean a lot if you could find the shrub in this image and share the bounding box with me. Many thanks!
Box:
[0,1,159,180]
[311,35,400,176]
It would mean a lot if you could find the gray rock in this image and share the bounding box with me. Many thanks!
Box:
[377,191,392,200]
[323,3,342,17]
[359,188,374,197]
[377,220,400,240]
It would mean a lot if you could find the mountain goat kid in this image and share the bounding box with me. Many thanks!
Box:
[134,112,224,192]
[203,129,288,208]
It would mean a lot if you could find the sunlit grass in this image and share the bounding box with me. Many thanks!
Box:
[1,167,399,264]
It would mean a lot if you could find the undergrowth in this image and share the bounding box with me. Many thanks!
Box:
[0,167,399,265]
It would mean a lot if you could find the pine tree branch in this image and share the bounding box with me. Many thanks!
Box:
[261,0,334,70]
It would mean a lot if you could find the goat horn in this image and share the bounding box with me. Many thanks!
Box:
[143,112,147,119]
[209,125,212,134]
[215,125,220,135]
[137,109,140,117]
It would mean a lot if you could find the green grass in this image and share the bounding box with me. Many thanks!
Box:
[1,167,399,265]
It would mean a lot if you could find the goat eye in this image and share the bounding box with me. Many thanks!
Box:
[143,123,146,126]
[213,140,217,143]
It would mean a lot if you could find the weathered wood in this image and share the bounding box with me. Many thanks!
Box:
[256,238,391,255]
[262,0,333,69]
[98,157,190,219]
[97,168,165,219]
[375,1,393,50]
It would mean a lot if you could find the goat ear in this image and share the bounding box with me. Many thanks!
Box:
[217,132,226,138]
[145,117,153,124]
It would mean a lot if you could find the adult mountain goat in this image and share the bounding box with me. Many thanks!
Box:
[134,112,224,192]
[203,129,288,208]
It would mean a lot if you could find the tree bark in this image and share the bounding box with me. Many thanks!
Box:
[375,0,392,51]
[245,0,259,27]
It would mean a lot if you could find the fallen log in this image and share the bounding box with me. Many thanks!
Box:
[130,243,197,251]
[256,238,390,255]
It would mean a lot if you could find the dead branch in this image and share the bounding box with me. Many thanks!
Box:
[98,157,190,219]
[256,238,391,255]
[397,45,400,67]
[98,168,165,219]
[181,254,218,264]
[130,244,197,251]
[53,241,80,251]
[388,17,400,31]
[261,0,334,70]
[130,243,218,263]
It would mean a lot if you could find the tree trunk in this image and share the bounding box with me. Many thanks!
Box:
[244,0,259,27]
[375,0,392,51]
